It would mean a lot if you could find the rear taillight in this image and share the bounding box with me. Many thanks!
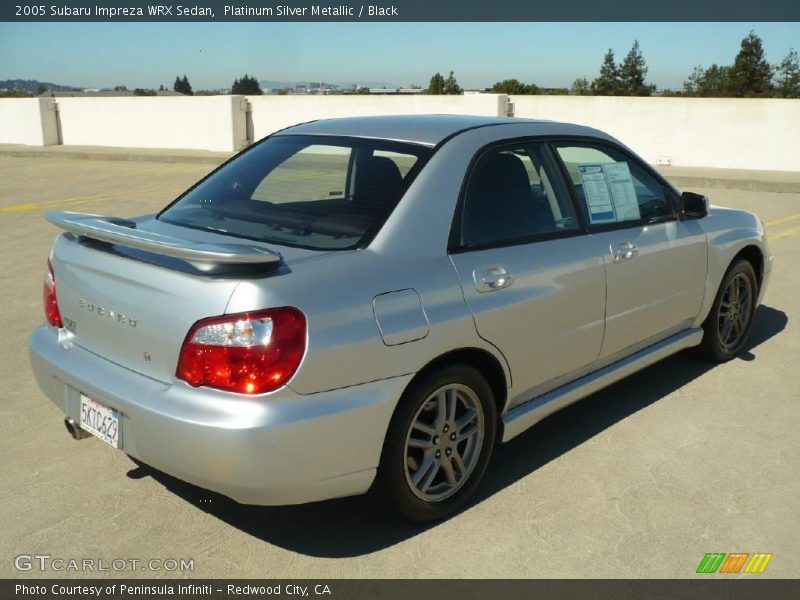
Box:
[43,259,63,328]
[176,307,306,395]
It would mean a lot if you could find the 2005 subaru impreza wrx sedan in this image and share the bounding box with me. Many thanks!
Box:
[30,115,772,521]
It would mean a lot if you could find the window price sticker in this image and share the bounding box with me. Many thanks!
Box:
[577,162,640,224]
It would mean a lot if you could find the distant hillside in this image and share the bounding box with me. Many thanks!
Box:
[0,79,81,93]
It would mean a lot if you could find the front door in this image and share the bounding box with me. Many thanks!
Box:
[552,141,707,360]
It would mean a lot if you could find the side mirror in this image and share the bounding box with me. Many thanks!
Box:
[681,191,709,219]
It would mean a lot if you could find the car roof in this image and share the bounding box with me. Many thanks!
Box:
[277,114,608,147]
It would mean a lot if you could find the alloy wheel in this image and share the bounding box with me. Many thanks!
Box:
[403,383,485,502]
[718,272,753,350]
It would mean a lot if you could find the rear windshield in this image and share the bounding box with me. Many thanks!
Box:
[158,135,431,250]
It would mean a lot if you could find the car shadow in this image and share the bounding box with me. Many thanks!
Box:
[129,305,787,558]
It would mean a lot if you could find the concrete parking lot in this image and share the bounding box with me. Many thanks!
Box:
[1,149,798,578]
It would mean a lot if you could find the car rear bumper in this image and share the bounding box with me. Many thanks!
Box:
[29,326,409,505]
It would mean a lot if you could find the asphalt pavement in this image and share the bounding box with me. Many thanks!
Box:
[1,149,798,578]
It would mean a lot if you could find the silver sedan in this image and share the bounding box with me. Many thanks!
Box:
[29,115,772,522]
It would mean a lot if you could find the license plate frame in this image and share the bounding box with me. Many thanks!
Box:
[79,394,121,449]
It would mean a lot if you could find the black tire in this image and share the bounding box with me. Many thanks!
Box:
[698,258,758,362]
[375,364,498,523]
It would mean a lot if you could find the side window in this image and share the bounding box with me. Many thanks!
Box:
[554,142,674,226]
[461,144,579,247]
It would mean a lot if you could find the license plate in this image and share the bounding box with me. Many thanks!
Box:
[79,394,121,449]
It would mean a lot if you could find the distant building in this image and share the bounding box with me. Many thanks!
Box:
[369,87,424,95]
[40,90,133,97]
[38,90,186,97]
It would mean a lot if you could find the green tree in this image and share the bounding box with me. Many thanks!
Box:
[0,90,31,98]
[355,86,370,95]
[592,49,621,96]
[113,85,128,91]
[619,40,653,96]
[491,78,539,94]
[570,77,590,95]
[133,88,156,96]
[181,75,193,95]
[728,31,772,97]
[683,65,705,96]
[426,72,444,94]
[775,48,800,98]
[173,75,193,95]
[36,84,46,95]
[443,71,463,94]
[682,64,732,97]
[231,74,262,95]
[704,64,733,96]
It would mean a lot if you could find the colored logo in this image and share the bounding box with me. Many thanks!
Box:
[696,552,773,574]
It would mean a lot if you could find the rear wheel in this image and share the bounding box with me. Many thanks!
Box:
[376,364,497,522]
[698,259,757,362]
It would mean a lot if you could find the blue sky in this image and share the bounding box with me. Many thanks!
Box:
[1,22,798,90]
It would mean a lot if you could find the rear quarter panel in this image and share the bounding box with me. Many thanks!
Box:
[225,249,510,396]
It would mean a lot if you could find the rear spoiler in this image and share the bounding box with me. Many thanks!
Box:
[46,211,282,265]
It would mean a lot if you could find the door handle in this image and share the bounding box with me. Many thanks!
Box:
[611,241,639,263]
[474,266,514,292]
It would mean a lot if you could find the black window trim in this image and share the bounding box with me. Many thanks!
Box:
[547,137,681,234]
[447,137,588,255]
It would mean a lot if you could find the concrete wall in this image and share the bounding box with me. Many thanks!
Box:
[246,94,510,140]
[1,94,797,171]
[512,95,800,172]
[0,98,59,146]
[56,95,248,152]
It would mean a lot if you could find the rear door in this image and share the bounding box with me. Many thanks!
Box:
[552,141,707,360]
[449,141,606,406]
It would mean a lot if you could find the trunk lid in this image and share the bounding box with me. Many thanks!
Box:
[50,215,321,383]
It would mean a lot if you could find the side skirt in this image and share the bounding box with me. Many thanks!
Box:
[501,327,704,442]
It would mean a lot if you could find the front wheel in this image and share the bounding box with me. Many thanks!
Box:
[375,364,497,522]
[698,259,758,362]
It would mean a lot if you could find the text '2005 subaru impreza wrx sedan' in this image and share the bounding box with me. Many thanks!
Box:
[30,115,771,521]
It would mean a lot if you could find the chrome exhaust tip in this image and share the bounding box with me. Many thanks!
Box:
[64,417,91,440]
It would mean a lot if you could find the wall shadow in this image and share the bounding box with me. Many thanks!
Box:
[130,305,787,558]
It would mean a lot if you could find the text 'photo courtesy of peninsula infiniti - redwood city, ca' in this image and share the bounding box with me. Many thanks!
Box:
[29,115,772,522]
